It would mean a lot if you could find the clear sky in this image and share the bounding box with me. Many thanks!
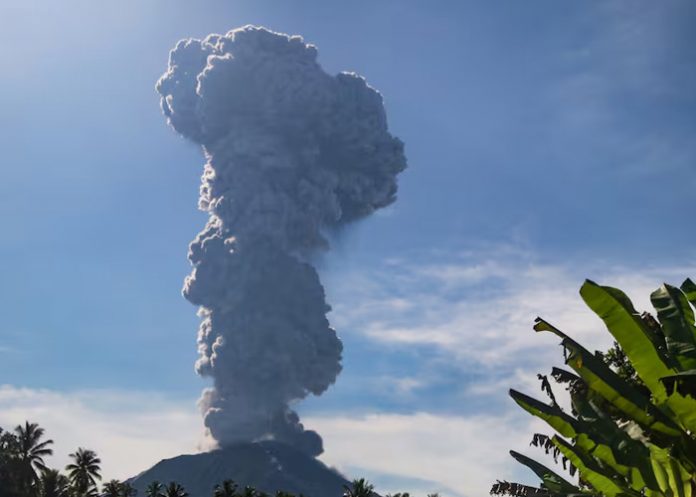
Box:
[0,1,695,495]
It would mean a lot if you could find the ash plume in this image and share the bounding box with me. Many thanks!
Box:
[156,25,406,456]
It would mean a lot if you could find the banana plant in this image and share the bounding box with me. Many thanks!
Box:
[492,279,696,497]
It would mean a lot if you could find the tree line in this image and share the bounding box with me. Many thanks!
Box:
[0,421,101,497]
[0,423,430,497]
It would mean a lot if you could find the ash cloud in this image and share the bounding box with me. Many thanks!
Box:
[156,25,406,456]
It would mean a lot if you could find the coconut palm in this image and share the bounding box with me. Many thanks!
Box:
[240,486,260,497]
[343,479,375,497]
[120,482,137,497]
[213,480,238,497]
[163,482,188,497]
[14,421,54,492]
[145,481,164,497]
[40,469,71,497]
[102,480,123,497]
[66,448,101,497]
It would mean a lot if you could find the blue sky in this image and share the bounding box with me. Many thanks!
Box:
[0,1,695,495]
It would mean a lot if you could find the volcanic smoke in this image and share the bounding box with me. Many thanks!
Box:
[156,25,407,456]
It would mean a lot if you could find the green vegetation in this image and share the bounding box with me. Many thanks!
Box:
[492,278,696,497]
[0,423,104,497]
[66,448,102,497]
[342,479,375,497]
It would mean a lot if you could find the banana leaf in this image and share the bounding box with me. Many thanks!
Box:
[513,384,659,494]
[664,389,696,435]
[510,450,581,495]
[568,387,660,495]
[680,279,696,308]
[651,284,696,371]
[579,280,696,433]
[551,436,638,497]
[510,389,578,439]
[661,370,696,398]
[534,318,682,437]
[649,444,692,497]
[580,280,675,402]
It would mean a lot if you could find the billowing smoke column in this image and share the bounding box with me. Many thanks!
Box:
[156,25,406,457]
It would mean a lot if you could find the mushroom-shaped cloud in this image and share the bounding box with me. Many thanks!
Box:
[157,25,407,456]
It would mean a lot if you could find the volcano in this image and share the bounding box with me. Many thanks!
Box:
[128,441,350,497]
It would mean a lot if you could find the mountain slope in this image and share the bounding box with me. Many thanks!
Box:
[128,441,350,497]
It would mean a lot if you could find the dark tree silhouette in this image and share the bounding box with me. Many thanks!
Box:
[163,482,188,497]
[213,480,238,497]
[66,448,101,497]
[102,480,123,497]
[121,482,137,497]
[343,479,375,497]
[39,469,70,497]
[145,482,164,497]
[14,422,54,494]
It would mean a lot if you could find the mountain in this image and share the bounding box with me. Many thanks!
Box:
[128,441,350,497]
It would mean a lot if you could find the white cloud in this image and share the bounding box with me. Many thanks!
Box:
[312,253,696,496]
[333,251,696,365]
[328,250,696,413]
[0,386,201,481]
[310,411,550,497]
[375,375,427,397]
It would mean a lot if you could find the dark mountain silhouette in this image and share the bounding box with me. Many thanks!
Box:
[128,441,350,497]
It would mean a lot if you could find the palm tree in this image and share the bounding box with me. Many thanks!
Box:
[163,482,188,497]
[213,480,238,497]
[120,482,137,497]
[102,480,123,497]
[343,479,375,497]
[239,487,258,497]
[66,448,101,497]
[145,481,164,497]
[14,421,54,493]
[85,487,101,497]
[39,469,70,497]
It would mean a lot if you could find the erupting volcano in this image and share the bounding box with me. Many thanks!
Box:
[131,25,406,495]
